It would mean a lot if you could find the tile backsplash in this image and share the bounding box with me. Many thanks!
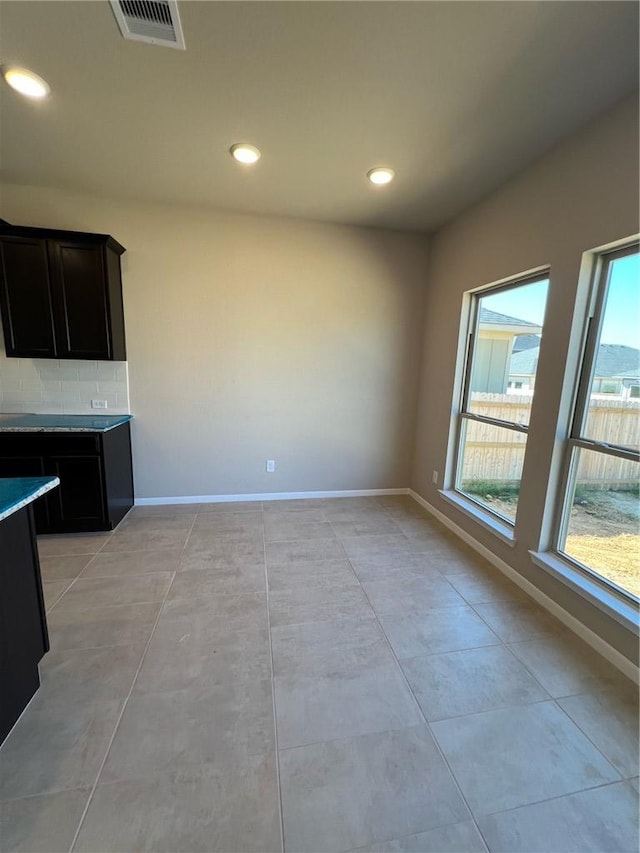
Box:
[0,326,130,415]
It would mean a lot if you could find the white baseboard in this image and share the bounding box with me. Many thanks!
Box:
[408,489,639,685]
[135,487,409,506]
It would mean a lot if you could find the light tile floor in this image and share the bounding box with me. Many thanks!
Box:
[1,495,638,852]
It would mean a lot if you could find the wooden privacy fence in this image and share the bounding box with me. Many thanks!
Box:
[462,395,639,487]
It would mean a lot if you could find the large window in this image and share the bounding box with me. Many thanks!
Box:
[555,244,639,601]
[454,274,549,524]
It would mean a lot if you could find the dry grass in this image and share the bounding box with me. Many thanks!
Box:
[484,491,639,599]
[564,533,640,599]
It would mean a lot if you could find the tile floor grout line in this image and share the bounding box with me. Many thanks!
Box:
[336,778,637,853]
[548,695,625,781]
[385,498,631,832]
[15,498,634,850]
[502,634,628,715]
[262,506,287,853]
[472,775,634,822]
[324,508,491,851]
[66,511,198,853]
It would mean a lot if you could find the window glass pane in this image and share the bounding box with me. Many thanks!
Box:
[456,419,527,523]
[583,250,640,450]
[560,447,639,599]
[468,279,548,426]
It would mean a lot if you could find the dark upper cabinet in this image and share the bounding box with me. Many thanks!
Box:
[0,222,126,360]
[0,236,56,357]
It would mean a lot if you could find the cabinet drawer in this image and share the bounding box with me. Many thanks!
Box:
[0,433,101,456]
[39,434,101,456]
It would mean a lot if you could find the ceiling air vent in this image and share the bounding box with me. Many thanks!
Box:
[110,0,186,50]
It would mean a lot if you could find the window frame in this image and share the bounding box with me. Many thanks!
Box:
[552,242,640,603]
[452,270,549,528]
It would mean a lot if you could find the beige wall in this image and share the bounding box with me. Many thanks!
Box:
[0,185,428,498]
[412,93,639,662]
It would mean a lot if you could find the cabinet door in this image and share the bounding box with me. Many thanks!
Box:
[49,241,111,359]
[0,506,48,744]
[0,237,57,357]
[47,455,107,529]
[0,455,51,531]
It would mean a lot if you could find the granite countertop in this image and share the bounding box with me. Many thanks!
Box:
[0,477,60,522]
[0,414,133,433]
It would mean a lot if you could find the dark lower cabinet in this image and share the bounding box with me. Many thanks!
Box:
[0,423,134,533]
[0,504,49,744]
[0,454,50,531]
[49,456,107,528]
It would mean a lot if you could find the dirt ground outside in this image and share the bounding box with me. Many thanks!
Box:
[481,490,640,599]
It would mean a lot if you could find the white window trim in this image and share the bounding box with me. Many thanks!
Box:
[448,268,549,532]
[439,488,516,546]
[530,550,639,634]
[550,240,640,604]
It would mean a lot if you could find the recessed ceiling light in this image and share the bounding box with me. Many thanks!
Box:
[367,167,395,186]
[230,143,261,164]
[1,65,50,99]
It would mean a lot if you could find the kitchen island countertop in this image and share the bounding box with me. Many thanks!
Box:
[0,414,133,433]
[0,476,60,523]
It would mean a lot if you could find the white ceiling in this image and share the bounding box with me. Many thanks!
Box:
[0,1,638,234]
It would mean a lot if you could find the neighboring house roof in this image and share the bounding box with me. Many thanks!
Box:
[513,333,541,352]
[509,347,540,376]
[509,343,640,378]
[594,344,640,378]
[479,308,541,329]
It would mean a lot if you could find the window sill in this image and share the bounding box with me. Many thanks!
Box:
[439,490,516,547]
[529,550,639,634]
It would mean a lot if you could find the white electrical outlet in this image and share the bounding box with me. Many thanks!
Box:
[432,470,439,484]
[91,399,108,409]
[266,459,276,473]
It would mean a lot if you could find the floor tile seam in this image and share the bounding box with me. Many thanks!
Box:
[264,534,341,545]
[264,556,354,570]
[410,696,556,727]
[395,640,524,667]
[268,610,381,631]
[66,577,176,853]
[266,557,353,570]
[272,654,414,684]
[60,749,282,793]
[94,533,114,555]
[84,545,190,555]
[0,784,92,806]
[73,550,102,582]
[68,568,178,582]
[461,593,551,656]
[47,600,165,619]
[38,550,112,559]
[269,612,381,634]
[367,601,474,616]
[262,509,286,853]
[501,638,613,702]
[338,817,491,853]
[45,570,92,613]
[544,697,628,781]
[470,776,635,822]
[53,596,173,613]
[341,552,483,840]
[40,641,150,654]
[276,720,429,755]
[267,579,361,596]
[66,515,197,852]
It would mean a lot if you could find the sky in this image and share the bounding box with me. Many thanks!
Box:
[601,253,639,349]
[481,279,548,327]
[480,251,639,349]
